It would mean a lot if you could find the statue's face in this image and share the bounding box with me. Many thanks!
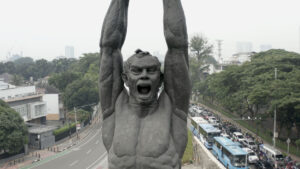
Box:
[124,56,162,105]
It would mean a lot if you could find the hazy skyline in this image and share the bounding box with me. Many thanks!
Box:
[1,0,300,62]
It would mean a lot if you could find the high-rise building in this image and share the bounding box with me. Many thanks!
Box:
[236,42,253,53]
[65,46,75,58]
[260,44,272,52]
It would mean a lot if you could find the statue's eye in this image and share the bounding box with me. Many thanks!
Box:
[131,67,142,74]
[147,67,156,73]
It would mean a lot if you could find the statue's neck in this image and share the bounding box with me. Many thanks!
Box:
[128,97,158,117]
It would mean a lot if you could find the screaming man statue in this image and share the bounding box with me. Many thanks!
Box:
[99,0,191,168]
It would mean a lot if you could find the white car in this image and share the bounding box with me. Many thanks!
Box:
[242,148,259,163]
[208,117,217,124]
[242,139,257,150]
[220,132,230,139]
[233,132,246,143]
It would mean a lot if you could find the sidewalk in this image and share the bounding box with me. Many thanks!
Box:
[1,115,102,169]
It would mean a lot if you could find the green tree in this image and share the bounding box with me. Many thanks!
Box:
[70,53,99,74]
[189,34,215,91]
[198,49,300,138]
[48,72,81,92]
[14,57,34,66]
[63,78,99,111]
[11,74,24,86]
[296,139,300,152]
[0,100,28,154]
[190,34,214,63]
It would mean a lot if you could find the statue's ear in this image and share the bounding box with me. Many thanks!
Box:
[122,73,129,86]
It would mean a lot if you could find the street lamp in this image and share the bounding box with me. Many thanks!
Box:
[273,68,277,147]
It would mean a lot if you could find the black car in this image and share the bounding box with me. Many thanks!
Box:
[254,160,274,169]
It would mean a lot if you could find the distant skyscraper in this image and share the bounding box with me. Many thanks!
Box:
[65,46,74,58]
[236,42,253,53]
[260,44,272,52]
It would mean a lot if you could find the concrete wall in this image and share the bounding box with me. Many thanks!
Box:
[192,136,225,169]
[43,94,59,120]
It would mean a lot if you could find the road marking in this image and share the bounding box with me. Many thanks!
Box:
[86,152,107,169]
[72,147,80,151]
[75,126,102,149]
[95,140,99,145]
[69,160,79,166]
[86,149,92,154]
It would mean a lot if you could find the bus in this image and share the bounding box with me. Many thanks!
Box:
[190,117,209,138]
[212,137,249,169]
[198,123,221,149]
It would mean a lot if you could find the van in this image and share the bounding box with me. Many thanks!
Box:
[259,144,284,168]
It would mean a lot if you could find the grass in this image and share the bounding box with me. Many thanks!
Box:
[182,129,193,164]
[198,97,300,158]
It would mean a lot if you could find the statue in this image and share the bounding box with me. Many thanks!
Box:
[99,0,191,168]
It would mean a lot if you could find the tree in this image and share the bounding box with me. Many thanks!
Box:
[189,34,215,91]
[63,78,99,111]
[296,139,300,152]
[11,74,24,86]
[14,57,34,66]
[197,49,300,139]
[48,72,81,92]
[189,34,214,63]
[0,100,28,154]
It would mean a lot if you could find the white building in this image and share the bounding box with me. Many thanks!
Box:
[236,42,253,53]
[0,80,59,123]
[65,46,75,58]
[232,52,256,64]
[43,94,60,120]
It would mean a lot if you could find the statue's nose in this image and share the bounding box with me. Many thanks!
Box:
[140,69,149,80]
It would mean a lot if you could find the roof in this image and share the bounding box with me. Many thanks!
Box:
[192,117,208,124]
[214,137,247,156]
[4,94,43,103]
[199,123,221,133]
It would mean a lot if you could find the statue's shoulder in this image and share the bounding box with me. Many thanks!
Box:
[116,89,129,105]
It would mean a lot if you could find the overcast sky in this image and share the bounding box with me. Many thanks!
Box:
[1,0,300,62]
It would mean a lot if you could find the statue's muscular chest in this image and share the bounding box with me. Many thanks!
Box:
[113,102,171,157]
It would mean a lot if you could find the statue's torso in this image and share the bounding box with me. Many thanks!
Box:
[108,91,180,169]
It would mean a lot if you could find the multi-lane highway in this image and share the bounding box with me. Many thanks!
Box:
[23,122,108,169]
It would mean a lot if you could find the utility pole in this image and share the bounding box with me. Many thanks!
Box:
[74,107,79,139]
[217,40,223,71]
[273,68,277,147]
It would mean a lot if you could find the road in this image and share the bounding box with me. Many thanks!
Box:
[23,122,108,169]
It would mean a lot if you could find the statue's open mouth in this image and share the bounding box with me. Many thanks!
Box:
[137,84,151,95]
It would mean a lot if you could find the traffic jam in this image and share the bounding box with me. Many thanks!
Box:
[188,104,299,169]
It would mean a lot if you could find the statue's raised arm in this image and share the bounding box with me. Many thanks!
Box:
[99,0,129,119]
[99,0,129,151]
[163,0,191,115]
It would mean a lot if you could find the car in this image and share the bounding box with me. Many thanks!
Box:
[220,132,230,139]
[233,132,246,143]
[242,147,259,164]
[208,116,218,124]
[242,138,257,150]
[254,160,274,169]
